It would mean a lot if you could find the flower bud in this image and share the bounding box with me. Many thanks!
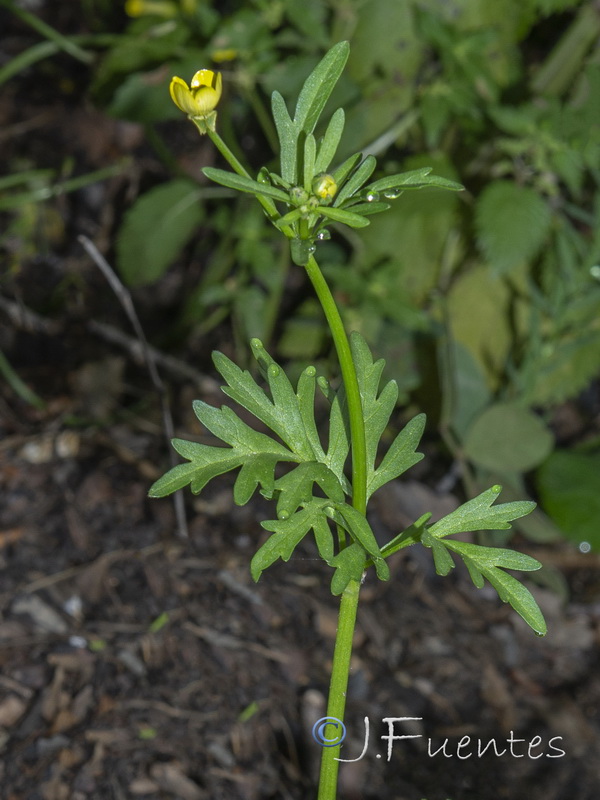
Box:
[169,70,222,118]
[312,173,337,203]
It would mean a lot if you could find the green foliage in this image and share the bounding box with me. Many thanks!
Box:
[536,450,600,551]
[5,0,595,557]
[116,179,203,286]
[463,403,554,474]
[475,181,552,273]
[205,45,462,267]
[150,334,545,632]
[425,486,545,634]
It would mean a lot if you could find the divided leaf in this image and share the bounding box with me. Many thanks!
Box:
[349,332,425,499]
[429,485,536,538]
[420,486,545,634]
[252,500,334,581]
[148,404,294,499]
[329,542,367,595]
[422,533,546,635]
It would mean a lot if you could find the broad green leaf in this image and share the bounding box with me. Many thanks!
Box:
[116,179,203,286]
[329,542,367,595]
[446,342,492,439]
[429,485,536,538]
[318,206,371,228]
[536,449,600,551]
[475,181,552,273]
[272,90,299,184]
[334,155,377,206]
[203,167,289,203]
[446,264,512,390]
[463,403,554,473]
[252,500,334,581]
[367,168,464,194]
[294,41,349,135]
[315,108,345,174]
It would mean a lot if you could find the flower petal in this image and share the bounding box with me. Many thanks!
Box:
[169,76,196,115]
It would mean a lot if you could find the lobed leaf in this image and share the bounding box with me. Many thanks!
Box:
[348,333,424,499]
[318,379,351,492]
[418,488,545,634]
[329,542,367,595]
[274,462,344,520]
[252,500,334,581]
[441,539,546,635]
[213,340,314,460]
[369,414,426,498]
[333,504,390,582]
[429,485,536,538]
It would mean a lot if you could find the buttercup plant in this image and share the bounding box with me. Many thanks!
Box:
[150,42,547,799]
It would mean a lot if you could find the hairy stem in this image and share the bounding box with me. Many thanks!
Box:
[304,254,367,799]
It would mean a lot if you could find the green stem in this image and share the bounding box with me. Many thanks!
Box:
[207,128,294,238]
[317,578,361,800]
[304,255,367,515]
[304,254,367,800]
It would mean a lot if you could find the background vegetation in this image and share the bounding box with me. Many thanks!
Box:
[2,0,600,560]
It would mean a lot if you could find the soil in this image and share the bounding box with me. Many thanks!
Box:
[1,7,600,800]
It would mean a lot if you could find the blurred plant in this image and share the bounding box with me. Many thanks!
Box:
[150,43,547,800]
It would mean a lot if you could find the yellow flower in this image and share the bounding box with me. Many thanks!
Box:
[125,0,177,17]
[169,70,223,118]
[211,48,238,63]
